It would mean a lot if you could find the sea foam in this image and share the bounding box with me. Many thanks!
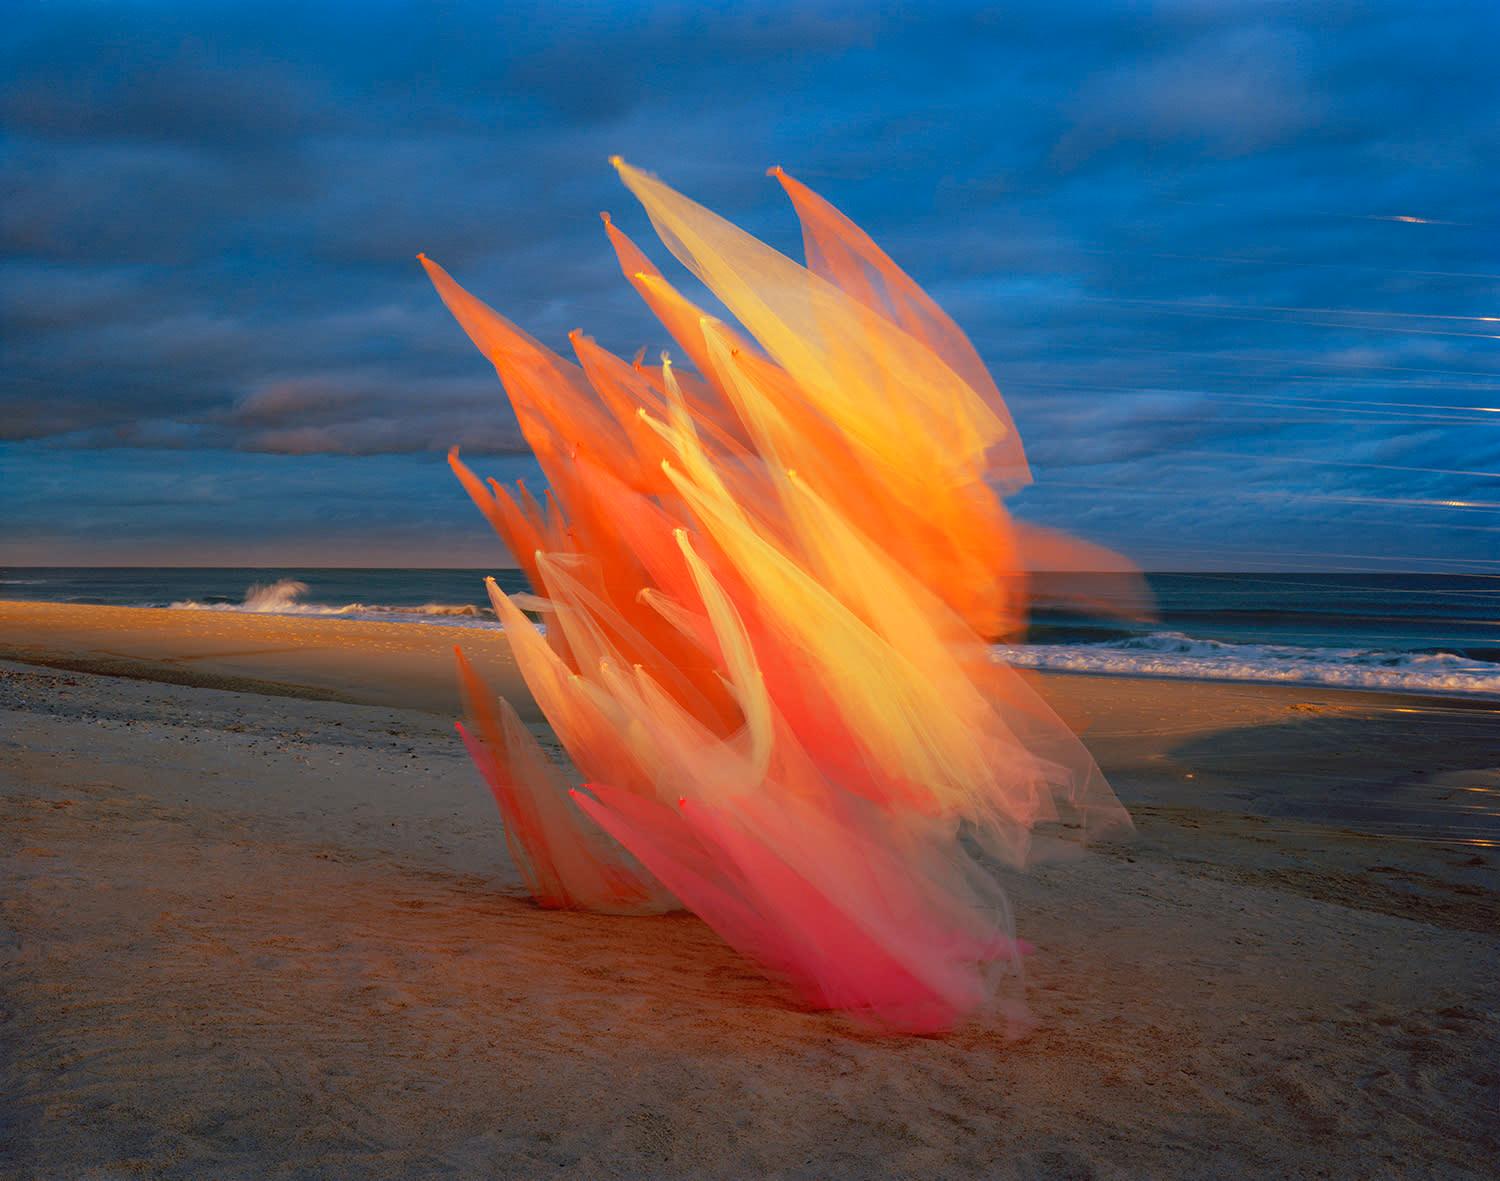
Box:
[170,578,499,628]
[995,630,1500,696]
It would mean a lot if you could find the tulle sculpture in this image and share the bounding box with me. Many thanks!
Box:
[422,160,1138,1034]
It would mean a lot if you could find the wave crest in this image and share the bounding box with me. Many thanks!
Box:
[170,578,496,627]
[996,630,1500,696]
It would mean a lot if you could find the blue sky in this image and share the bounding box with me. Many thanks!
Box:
[3,0,1497,569]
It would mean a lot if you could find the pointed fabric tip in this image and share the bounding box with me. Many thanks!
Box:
[416,253,447,283]
[424,158,1142,1032]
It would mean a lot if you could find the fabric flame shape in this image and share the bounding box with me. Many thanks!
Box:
[423,160,1145,1034]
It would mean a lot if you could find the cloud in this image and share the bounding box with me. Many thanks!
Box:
[1058,22,1317,164]
[224,372,529,455]
[2,0,1496,565]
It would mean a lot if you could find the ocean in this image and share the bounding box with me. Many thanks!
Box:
[4,567,1498,697]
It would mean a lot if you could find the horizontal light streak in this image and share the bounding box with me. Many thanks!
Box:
[1169,451,1500,481]
[1096,296,1498,323]
[1078,298,1500,341]
[1078,346,1500,381]
[1073,246,1500,282]
[1040,481,1500,512]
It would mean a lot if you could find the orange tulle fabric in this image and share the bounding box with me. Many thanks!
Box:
[423,161,1143,1033]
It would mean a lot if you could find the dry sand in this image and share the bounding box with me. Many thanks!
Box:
[2,602,1497,1179]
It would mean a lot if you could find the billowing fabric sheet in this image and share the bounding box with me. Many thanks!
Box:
[423,161,1144,1033]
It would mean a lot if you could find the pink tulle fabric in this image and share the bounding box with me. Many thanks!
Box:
[423,161,1143,1033]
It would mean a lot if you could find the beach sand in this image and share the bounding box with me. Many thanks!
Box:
[2,601,1497,1178]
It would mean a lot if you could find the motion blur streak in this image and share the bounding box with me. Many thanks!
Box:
[422,161,1144,1033]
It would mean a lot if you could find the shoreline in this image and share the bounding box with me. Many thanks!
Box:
[5,597,1499,712]
[0,599,535,719]
[4,599,1497,847]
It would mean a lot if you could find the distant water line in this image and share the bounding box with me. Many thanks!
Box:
[4,567,1499,696]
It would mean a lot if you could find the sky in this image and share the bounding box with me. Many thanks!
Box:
[3,0,1497,570]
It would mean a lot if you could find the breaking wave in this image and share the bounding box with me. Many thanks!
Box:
[160,583,1500,694]
[170,578,500,628]
[995,630,1500,696]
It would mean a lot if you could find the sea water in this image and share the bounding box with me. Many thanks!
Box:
[4,567,1498,697]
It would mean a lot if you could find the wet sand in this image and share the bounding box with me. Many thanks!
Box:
[0,599,535,718]
[2,602,1497,1178]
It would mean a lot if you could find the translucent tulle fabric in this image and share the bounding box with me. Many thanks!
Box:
[423,161,1143,1033]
